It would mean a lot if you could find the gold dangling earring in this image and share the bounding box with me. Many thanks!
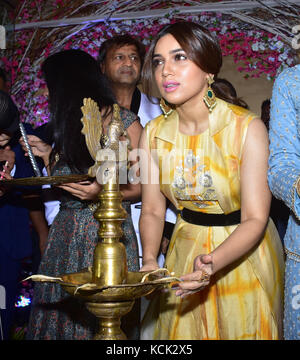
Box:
[203,76,217,113]
[160,98,173,118]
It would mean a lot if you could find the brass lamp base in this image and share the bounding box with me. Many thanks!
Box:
[86,301,134,340]
[24,101,180,340]
[26,268,179,340]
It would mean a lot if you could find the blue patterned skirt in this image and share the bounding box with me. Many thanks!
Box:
[284,253,300,340]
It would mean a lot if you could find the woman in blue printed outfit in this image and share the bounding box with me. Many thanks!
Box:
[268,64,300,340]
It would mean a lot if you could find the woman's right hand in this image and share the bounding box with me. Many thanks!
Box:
[0,133,11,147]
[0,165,12,196]
[19,135,52,163]
[140,259,160,272]
[0,146,15,173]
[57,180,101,201]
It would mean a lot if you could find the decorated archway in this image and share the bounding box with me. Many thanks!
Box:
[0,0,299,124]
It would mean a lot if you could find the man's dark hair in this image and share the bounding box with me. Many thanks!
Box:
[98,34,146,67]
[0,90,19,135]
[261,99,271,130]
[0,67,7,83]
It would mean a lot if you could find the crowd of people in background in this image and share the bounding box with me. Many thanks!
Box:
[0,20,299,340]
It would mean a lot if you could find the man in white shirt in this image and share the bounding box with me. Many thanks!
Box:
[98,35,177,268]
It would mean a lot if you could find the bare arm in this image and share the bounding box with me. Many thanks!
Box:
[177,118,271,296]
[210,118,271,272]
[139,129,167,271]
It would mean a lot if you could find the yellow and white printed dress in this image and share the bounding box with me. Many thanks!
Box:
[141,98,284,340]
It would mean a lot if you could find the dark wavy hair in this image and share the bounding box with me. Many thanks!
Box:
[212,78,249,109]
[142,21,222,99]
[0,67,7,83]
[142,21,247,108]
[261,99,270,130]
[42,49,116,173]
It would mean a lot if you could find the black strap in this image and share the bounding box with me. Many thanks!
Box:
[130,87,141,115]
[181,208,241,227]
[162,221,175,239]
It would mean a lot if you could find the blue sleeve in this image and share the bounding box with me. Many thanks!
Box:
[268,66,300,220]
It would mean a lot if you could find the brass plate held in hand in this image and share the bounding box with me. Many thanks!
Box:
[0,174,91,186]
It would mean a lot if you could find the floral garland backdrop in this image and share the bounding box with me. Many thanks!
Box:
[0,0,299,126]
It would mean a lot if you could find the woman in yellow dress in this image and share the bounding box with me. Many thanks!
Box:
[139,21,284,340]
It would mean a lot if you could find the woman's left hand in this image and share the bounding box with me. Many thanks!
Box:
[0,146,15,173]
[174,254,214,298]
[57,180,101,201]
[0,166,12,196]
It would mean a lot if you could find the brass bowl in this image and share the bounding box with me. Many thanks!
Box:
[59,268,174,302]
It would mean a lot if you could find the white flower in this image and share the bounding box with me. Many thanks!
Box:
[184,152,196,168]
[198,173,213,188]
[278,53,288,61]
[275,40,284,49]
[220,25,227,34]
[259,43,266,51]
[160,18,170,24]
